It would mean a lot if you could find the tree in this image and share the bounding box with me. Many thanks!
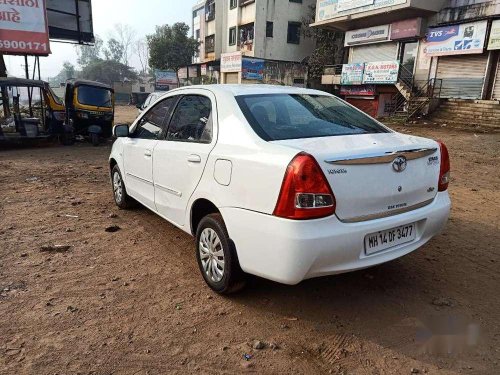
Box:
[301,6,345,82]
[104,38,124,63]
[134,38,149,75]
[80,59,137,84]
[111,23,135,66]
[147,23,199,83]
[76,35,103,67]
[62,61,76,80]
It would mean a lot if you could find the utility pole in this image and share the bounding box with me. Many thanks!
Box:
[0,53,10,117]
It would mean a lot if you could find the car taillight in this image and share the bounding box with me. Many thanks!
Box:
[437,140,450,191]
[273,152,336,220]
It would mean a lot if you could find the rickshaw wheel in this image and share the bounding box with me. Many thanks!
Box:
[90,133,100,146]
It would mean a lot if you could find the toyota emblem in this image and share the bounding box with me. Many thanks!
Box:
[392,156,407,172]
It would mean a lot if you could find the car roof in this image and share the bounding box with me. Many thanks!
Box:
[162,84,329,97]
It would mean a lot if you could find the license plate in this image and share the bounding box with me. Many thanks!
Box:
[364,223,416,255]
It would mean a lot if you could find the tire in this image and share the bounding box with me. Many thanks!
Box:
[111,165,134,209]
[90,133,99,146]
[196,213,246,294]
[61,132,74,146]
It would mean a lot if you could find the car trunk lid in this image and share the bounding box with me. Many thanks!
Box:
[271,133,440,222]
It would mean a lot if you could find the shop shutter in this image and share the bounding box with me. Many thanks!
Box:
[349,42,398,64]
[346,98,379,118]
[225,72,239,84]
[492,55,500,100]
[436,54,488,99]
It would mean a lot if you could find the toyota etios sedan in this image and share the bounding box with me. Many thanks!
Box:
[109,85,451,294]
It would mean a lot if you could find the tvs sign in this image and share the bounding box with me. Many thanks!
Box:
[424,21,487,56]
[0,0,50,55]
[345,25,390,46]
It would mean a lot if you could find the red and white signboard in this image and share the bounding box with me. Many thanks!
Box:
[0,0,50,55]
[221,51,242,73]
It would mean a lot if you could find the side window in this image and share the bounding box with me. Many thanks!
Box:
[166,95,212,143]
[134,97,176,140]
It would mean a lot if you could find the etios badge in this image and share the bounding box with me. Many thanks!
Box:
[392,156,407,172]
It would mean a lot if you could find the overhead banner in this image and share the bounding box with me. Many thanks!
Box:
[0,0,50,55]
[344,24,390,46]
[424,21,488,56]
[487,19,500,50]
[242,58,264,80]
[362,61,399,84]
[316,0,406,22]
[341,63,364,85]
[221,51,242,73]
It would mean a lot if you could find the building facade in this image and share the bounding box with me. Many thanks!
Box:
[188,0,316,85]
[313,0,500,118]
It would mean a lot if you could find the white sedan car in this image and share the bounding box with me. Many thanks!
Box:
[110,85,451,294]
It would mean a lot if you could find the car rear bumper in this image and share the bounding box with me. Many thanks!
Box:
[220,192,451,285]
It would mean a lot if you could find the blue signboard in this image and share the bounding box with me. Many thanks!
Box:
[242,58,264,80]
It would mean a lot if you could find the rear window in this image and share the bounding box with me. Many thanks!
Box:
[77,85,112,107]
[236,94,389,141]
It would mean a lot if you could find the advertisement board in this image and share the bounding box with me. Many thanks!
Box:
[221,51,242,73]
[0,0,50,55]
[155,70,177,90]
[341,63,364,85]
[487,19,500,50]
[178,67,187,79]
[345,25,389,46]
[340,85,376,96]
[337,0,373,12]
[242,58,264,80]
[424,21,488,56]
[390,18,422,40]
[362,61,399,84]
[316,0,406,22]
[46,0,93,44]
[188,66,198,78]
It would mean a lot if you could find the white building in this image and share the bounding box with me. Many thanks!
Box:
[190,0,316,84]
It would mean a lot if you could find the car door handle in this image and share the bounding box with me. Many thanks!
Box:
[144,149,152,157]
[187,154,201,163]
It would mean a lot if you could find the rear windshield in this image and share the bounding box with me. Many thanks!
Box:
[236,94,389,141]
[77,85,112,107]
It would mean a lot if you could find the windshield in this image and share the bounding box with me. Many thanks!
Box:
[236,94,389,141]
[77,85,112,107]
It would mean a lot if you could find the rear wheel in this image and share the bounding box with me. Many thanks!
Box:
[196,213,246,294]
[90,133,100,146]
[111,165,134,209]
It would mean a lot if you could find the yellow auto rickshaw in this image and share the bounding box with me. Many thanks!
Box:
[63,79,115,146]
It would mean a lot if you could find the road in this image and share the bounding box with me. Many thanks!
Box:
[1,108,499,374]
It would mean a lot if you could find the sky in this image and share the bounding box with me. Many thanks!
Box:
[5,0,193,80]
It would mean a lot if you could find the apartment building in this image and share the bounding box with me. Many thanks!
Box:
[189,0,316,85]
[312,0,500,119]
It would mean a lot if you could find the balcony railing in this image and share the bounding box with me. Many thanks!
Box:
[323,64,343,75]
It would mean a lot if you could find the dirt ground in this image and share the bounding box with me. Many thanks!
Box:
[1,106,499,375]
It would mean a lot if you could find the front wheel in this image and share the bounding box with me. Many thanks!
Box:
[111,165,134,209]
[196,213,246,294]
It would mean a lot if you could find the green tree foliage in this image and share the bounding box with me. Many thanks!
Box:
[147,23,199,82]
[49,61,77,86]
[104,38,125,62]
[302,6,345,81]
[76,35,103,67]
[80,59,137,84]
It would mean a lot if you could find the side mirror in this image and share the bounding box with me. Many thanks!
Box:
[113,124,129,138]
[136,103,142,109]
